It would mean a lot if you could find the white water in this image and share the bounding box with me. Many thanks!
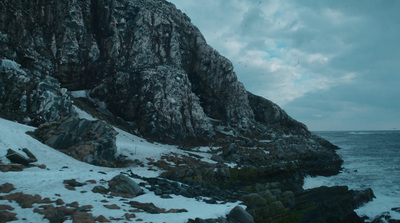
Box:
[304,131,400,221]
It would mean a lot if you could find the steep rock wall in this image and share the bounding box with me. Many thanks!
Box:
[0,0,307,142]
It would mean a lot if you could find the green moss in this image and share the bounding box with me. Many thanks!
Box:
[278,205,318,222]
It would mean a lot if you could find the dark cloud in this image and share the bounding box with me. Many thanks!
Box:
[168,0,400,130]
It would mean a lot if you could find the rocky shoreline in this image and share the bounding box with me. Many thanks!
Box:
[0,0,377,222]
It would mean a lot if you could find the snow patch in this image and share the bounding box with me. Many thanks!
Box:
[70,90,88,98]
[0,118,242,222]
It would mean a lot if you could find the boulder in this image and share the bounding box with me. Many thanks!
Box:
[227,206,254,223]
[108,174,143,197]
[211,154,224,163]
[22,148,37,163]
[31,117,118,166]
[92,186,109,195]
[6,149,30,166]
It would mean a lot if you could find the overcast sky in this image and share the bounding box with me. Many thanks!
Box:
[168,0,400,131]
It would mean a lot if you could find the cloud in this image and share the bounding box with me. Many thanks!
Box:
[168,0,400,130]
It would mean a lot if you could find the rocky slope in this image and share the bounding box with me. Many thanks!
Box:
[0,0,307,143]
[0,0,375,222]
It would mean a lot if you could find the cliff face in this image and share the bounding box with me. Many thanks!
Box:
[1,1,376,222]
[0,0,305,143]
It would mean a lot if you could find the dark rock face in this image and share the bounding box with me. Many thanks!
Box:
[31,117,118,166]
[0,0,303,143]
[0,59,73,126]
[293,186,375,223]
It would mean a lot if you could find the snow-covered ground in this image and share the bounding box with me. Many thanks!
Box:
[0,117,242,222]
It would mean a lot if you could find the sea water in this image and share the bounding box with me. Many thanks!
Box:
[303,131,400,221]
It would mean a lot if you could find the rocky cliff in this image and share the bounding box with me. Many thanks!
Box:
[0,0,374,222]
[0,0,308,143]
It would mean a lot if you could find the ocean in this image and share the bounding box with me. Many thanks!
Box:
[303,130,400,221]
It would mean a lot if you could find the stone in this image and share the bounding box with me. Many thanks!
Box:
[6,149,30,166]
[95,215,111,222]
[0,183,15,193]
[21,148,37,162]
[211,154,224,163]
[32,117,118,166]
[227,206,254,223]
[0,205,14,212]
[241,193,267,208]
[92,185,108,194]
[0,210,18,222]
[72,211,95,223]
[109,174,143,197]
[124,213,136,220]
[63,179,84,187]
[104,204,121,210]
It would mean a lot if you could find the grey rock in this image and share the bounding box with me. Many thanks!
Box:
[109,174,143,196]
[32,117,118,166]
[211,154,224,163]
[6,149,30,166]
[227,206,254,223]
[22,148,37,163]
[0,0,308,144]
[0,59,73,126]
[92,185,109,194]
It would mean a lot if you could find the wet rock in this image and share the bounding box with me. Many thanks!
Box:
[227,206,254,223]
[32,117,118,166]
[293,186,373,223]
[109,174,143,197]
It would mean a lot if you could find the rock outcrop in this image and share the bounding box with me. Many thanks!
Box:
[108,174,143,196]
[0,0,304,143]
[0,59,73,126]
[31,117,118,166]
